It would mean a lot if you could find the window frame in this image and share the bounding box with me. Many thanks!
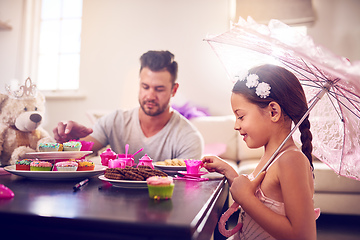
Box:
[22,0,85,99]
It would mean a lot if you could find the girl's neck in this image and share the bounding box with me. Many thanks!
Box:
[261,137,297,164]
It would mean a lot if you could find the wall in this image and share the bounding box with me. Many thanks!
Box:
[0,0,24,89]
[308,0,360,61]
[0,0,359,135]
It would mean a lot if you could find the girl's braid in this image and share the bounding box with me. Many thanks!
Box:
[298,116,313,168]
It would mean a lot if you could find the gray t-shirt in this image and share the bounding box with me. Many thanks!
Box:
[91,107,204,162]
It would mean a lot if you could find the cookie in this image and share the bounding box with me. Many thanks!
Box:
[105,166,167,181]
[137,169,157,179]
[144,168,168,177]
[104,171,124,180]
[124,170,144,181]
[161,159,186,166]
[137,165,152,170]
[164,159,172,166]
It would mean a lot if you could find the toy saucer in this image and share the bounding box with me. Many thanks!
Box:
[178,171,208,178]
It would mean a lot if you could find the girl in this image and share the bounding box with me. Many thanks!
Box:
[202,64,318,239]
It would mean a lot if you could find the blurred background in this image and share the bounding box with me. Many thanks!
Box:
[1,0,359,134]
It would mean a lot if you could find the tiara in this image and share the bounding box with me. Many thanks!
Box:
[235,73,271,98]
[5,77,37,99]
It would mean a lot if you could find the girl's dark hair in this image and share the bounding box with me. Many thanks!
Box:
[232,64,313,168]
[140,50,178,84]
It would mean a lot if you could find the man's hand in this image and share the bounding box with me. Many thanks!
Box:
[53,121,93,143]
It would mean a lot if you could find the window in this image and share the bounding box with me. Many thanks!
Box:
[36,0,83,91]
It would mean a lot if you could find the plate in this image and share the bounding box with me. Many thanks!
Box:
[4,165,106,180]
[178,171,208,178]
[98,175,148,188]
[25,151,93,160]
[153,163,186,171]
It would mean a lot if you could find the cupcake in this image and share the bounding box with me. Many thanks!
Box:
[38,143,61,152]
[30,160,53,171]
[15,159,33,171]
[55,161,78,171]
[146,176,174,200]
[63,141,82,151]
[58,144,63,151]
[76,159,94,171]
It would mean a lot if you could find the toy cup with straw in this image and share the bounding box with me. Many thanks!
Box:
[117,144,135,167]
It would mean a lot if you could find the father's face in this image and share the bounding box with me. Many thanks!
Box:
[138,67,177,116]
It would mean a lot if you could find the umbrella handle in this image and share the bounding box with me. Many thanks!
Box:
[218,202,243,237]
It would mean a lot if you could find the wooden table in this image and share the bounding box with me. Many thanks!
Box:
[0,169,228,240]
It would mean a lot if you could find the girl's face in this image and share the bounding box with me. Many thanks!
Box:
[231,93,271,148]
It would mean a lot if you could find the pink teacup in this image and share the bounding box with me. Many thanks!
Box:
[137,154,154,169]
[108,159,126,169]
[184,159,203,174]
[79,140,94,151]
[68,140,94,159]
[118,154,135,167]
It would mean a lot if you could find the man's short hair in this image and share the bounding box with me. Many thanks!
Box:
[140,50,178,84]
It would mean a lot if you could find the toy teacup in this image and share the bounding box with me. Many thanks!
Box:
[108,159,126,169]
[117,154,135,167]
[184,159,203,174]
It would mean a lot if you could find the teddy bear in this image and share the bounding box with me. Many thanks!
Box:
[0,78,54,166]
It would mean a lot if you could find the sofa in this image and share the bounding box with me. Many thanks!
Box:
[190,115,360,216]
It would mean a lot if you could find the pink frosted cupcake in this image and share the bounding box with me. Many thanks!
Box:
[30,160,53,171]
[55,161,78,171]
[146,176,174,200]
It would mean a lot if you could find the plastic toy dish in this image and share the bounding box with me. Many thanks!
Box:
[25,151,92,160]
[153,164,186,171]
[178,170,208,178]
[98,175,147,188]
[4,165,106,180]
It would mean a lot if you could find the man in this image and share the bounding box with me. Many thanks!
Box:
[53,50,204,162]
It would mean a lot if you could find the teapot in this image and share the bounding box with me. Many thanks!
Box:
[137,154,154,169]
[100,148,117,166]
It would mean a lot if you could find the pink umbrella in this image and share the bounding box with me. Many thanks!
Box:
[205,17,360,181]
[205,17,360,238]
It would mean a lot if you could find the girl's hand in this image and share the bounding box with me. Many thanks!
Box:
[230,171,266,205]
[201,155,238,184]
[201,155,227,174]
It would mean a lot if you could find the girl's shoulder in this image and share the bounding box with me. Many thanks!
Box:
[276,148,308,166]
[267,148,302,168]
[275,149,312,179]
